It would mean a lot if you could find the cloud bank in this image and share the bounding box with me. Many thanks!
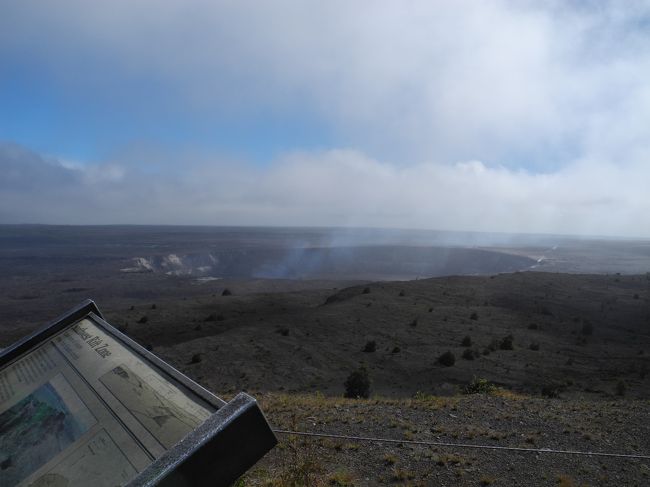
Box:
[2,143,648,238]
[1,1,650,236]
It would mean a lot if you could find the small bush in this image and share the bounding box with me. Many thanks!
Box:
[383,454,397,466]
[581,321,593,335]
[462,348,478,360]
[363,340,377,353]
[151,303,157,310]
[344,366,370,398]
[461,335,472,347]
[528,323,538,330]
[529,342,540,351]
[487,338,499,352]
[221,288,232,296]
[137,315,148,324]
[438,351,456,367]
[616,380,626,396]
[398,290,405,297]
[362,287,370,294]
[409,318,418,327]
[276,327,290,336]
[470,311,478,320]
[633,293,640,300]
[190,353,202,364]
[391,346,401,354]
[465,377,495,394]
[499,334,514,350]
[541,385,560,398]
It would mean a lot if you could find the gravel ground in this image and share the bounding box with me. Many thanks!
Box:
[240,392,650,486]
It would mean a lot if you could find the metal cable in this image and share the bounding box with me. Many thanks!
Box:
[272,429,650,460]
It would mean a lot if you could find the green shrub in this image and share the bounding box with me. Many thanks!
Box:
[344,366,371,398]
[465,377,495,394]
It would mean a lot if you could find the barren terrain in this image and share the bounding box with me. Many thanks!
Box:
[1,225,650,485]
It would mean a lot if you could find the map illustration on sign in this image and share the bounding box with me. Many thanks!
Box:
[99,364,206,449]
[0,374,96,486]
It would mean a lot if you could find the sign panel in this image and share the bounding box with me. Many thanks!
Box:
[0,301,276,487]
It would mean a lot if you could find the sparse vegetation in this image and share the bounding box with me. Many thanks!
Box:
[137,315,148,324]
[462,348,478,360]
[438,351,456,367]
[190,353,202,364]
[382,453,397,466]
[362,340,376,353]
[222,288,232,296]
[344,366,370,398]
[465,377,495,394]
[542,384,561,398]
[327,470,356,486]
[461,335,472,347]
[529,342,540,351]
[499,334,514,350]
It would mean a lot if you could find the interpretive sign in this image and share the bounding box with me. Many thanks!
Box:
[0,300,276,487]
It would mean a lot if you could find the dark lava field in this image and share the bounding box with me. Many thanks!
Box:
[2,225,650,486]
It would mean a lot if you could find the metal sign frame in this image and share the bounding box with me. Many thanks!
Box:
[0,299,277,487]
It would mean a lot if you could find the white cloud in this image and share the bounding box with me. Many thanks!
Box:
[3,0,650,164]
[2,144,648,237]
[1,1,650,235]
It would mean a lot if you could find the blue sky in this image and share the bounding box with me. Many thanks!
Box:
[1,1,650,237]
